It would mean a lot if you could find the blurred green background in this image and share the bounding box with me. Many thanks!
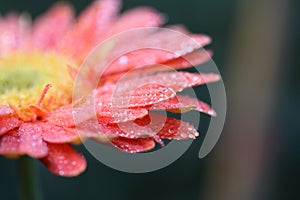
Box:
[0,0,299,200]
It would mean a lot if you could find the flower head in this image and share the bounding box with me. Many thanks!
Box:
[0,0,219,176]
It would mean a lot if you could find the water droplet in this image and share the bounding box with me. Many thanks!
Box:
[118,56,128,65]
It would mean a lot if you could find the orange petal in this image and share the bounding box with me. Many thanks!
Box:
[41,123,79,143]
[0,117,21,136]
[40,143,86,177]
[112,137,155,153]
[18,123,49,158]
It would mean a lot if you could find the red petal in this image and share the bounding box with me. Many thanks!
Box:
[40,143,86,177]
[0,117,21,136]
[41,123,79,143]
[112,137,155,153]
[18,123,49,158]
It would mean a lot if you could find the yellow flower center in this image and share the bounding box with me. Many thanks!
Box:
[0,52,75,121]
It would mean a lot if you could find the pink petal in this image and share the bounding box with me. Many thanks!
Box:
[0,105,14,117]
[32,2,74,50]
[100,50,212,83]
[98,82,176,108]
[155,115,200,140]
[99,112,199,142]
[77,0,120,41]
[58,0,120,60]
[41,123,79,143]
[150,95,217,116]
[18,123,49,158]
[109,112,199,140]
[46,105,75,127]
[111,7,163,34]
[96,106,149,124]
[0,13,29,54]
[112,137,155,153]
[75,119,117,140]
[0,130,21,157]
[162,49,213,70]
[102,33,211,76]
[0,117,21,136]
[40,143,86,177]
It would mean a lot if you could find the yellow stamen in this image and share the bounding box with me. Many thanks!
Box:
[0,52,76,121]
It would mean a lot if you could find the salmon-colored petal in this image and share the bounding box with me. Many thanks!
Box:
[59,0,120,60]
[107,72,218,106]
[0,130,20,158]
[40,143,86,177]
[112,7,163,34]
[41,123,79,143]
[46,105,75,127]
[98,112,198,142]
[97,106,149,124]
[0,117,21,136]
[100,50,213,83]
[155,115,199,140]
[18,123,48,158]
[32,2,74,50]
[77,0,120,39]
[115,112,199,140]
[75,119,117,140]
[102,32,211,76]
[0,105,14,117]
[162,49,213,70]
[0,13,30,54]
[112,137,155,153]
[96,83,176,107]
[150,95,216,116]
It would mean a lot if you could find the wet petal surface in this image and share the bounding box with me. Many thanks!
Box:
[112,137,155,153]
[40,143,86,177]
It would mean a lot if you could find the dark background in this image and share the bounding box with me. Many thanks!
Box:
[0,0,299,200]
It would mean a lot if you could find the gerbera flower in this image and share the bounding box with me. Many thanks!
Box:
[0,0,219,176]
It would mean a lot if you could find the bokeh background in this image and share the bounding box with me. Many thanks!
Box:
[0,0,299,199]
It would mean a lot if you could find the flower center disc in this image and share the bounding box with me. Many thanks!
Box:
[0,52,75,120]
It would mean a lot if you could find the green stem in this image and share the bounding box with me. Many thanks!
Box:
[17,156,43,200]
